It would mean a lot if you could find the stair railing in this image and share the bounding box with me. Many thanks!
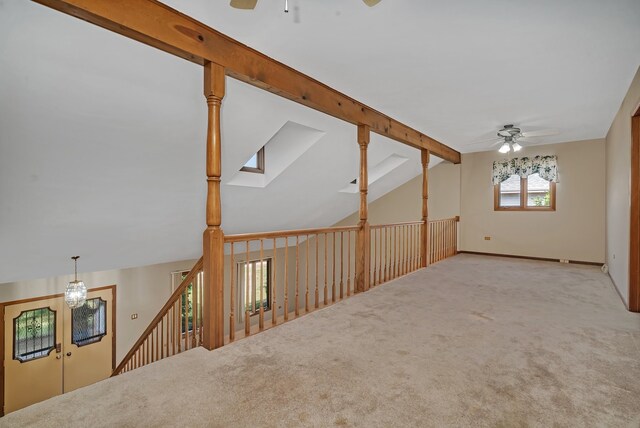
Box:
[112,257,204,375]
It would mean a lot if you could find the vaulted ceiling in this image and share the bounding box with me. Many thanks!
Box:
[1,0,639,283]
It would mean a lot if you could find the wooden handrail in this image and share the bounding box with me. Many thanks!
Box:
[224,225,358,242]
[112,256,204,376]
[371,221,424,229]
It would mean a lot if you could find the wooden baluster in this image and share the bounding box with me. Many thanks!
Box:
[184,288,189,351]
[415,224,419,270]
[347,231,352,296]
[414,224,417,270]
[340,231,344,298]
[159,318,163,358]
[193,274,198,348]
[229,243,235,342]
[175,300,180,353]
[155,325,160,361]
[455,218,459,254]
[245,240,251,336]
[379,228,383,284]
[259,239,265,330]
[295,236,300,317]
[200,271,205,343]
[284,237,289,322]
[170,305,175,355]
[324,233,328,305]
[272,238,277,326]
[332,232,336,303]
[395,226,399,278]
[409,224,414,272]
[384,227,388,283]
[438,222,440,260]
[373,228,377,286]
[306,234,310,312]
[404,225,408,275]
[315,234,319,308]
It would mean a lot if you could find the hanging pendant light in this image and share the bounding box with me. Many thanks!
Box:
[65,256,87,308]
[512,142,522,152]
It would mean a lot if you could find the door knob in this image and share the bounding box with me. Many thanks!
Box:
[66,352,72,357]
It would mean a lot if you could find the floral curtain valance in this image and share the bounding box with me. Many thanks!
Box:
[492,155,559,185]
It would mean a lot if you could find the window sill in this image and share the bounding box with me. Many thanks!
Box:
[494,207,555,212]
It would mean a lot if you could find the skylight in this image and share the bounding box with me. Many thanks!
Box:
[240,147,265,174]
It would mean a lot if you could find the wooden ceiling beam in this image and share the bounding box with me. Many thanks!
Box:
[33,0,461,164]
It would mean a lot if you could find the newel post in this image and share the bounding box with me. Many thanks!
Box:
[202,62,225,350]
[421,149,430,268]
[355,124,370,293]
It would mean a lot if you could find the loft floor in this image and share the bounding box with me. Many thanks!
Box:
[5,254,640,427]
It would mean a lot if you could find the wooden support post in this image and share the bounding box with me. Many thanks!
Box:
[421,149,430,268]
[202,62,225,350]
[355,125,370,293]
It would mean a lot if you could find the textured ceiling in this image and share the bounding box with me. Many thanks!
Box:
[0,0,639,283]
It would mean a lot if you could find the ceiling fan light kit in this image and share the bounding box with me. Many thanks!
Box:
[230,0,382,11]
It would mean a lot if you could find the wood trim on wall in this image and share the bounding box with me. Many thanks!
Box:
[1,285,117,415]
[630,107,640,312]
[32,0,460,164]
[459,251,603,266]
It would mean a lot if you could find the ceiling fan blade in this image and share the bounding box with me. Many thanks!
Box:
[521,129,559,138]
[490,139,505,147]
[362,0,382,6]
[230,0,258,9]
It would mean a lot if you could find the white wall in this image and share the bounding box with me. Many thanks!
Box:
[460,139,606,263]
[334,161,460,226]
[606,66,640,307]
[0,259,198,363]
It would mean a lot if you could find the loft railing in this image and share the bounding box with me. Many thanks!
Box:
[370,221,424,286]
[112,257,203,375]
[223,225,359,343]
[113,217,459,375]
[428,217,459,265]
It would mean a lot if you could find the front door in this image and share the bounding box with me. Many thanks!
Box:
[3,286,115,414]
[63,288,113,392]
[4,297,64,414]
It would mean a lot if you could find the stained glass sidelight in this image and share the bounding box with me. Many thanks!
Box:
[13,307,56,362]
[72,298,107,346]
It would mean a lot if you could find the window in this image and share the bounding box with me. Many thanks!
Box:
[239,259,271,316]
[240,147,265,174]
[495,173,556,211]
[175,270,203,334]
[72,298,107,346]
[13,307,56,362]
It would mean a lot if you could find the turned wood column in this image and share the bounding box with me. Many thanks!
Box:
[355,125,370,293]
[421,149,430,267]
[202,62,225,350]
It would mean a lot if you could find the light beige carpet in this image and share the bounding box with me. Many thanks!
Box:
[3,254,640,427]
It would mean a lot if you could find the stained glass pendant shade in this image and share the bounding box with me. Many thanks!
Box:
[65,256,87,309]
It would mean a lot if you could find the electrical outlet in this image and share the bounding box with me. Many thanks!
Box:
[484,236,491,241]
[559,259,569,264]
[131,313,138,320]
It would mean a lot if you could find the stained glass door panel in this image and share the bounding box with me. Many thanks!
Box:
[4,297,64,413]
[63,287,113,393]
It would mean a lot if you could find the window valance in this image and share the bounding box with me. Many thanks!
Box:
[492,155,558,185]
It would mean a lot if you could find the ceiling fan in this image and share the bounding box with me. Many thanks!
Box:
[230,0,382,12]
[470,124,560,154]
